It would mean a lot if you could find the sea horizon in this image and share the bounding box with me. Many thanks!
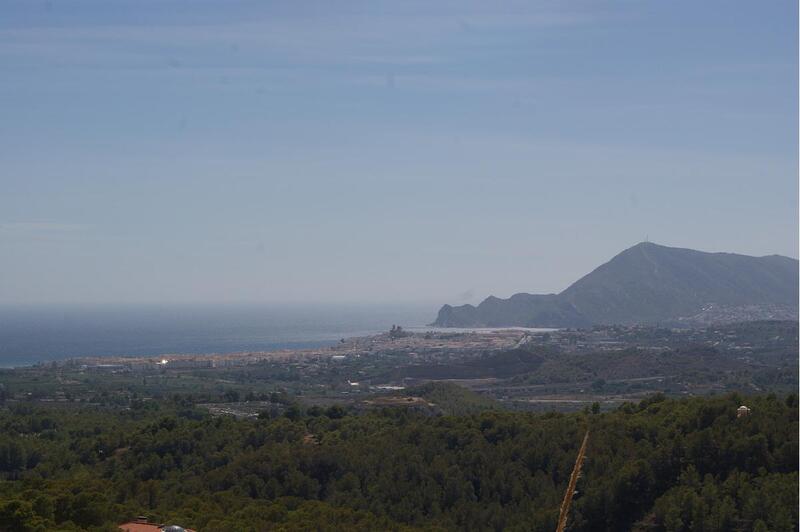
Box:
[0,302,440,368]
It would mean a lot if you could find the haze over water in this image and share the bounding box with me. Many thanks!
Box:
[0,303,436,367]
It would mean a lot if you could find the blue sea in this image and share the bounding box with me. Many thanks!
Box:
[0,303,438,367]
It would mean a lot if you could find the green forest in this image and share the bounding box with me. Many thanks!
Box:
[0,392,796,531]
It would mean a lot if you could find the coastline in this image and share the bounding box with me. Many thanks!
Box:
[6,327,551,371]
[2,326,560,370]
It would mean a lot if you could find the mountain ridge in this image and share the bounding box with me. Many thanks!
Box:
[433,242,799,327]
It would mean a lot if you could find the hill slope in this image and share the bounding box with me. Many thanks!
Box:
[433,242,798,327]
[405,382,502,415]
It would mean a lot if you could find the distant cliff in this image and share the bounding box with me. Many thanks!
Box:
[433,242,799,327]
[435,294,590,328]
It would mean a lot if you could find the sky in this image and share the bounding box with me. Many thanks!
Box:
[1,0,797,306]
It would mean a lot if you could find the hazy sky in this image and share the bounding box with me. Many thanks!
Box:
[1,0,797,305]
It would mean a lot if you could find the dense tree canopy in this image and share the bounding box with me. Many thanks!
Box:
[0,393,796,531]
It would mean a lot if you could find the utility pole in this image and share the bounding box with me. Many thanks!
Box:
[556,430,589,532]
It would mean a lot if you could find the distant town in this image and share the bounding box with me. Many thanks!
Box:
[3,320,795,415]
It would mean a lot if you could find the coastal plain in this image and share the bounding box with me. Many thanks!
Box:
[1,320,795,415]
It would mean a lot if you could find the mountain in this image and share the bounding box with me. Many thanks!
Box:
[433,242,799,327]
[435,294,590,328]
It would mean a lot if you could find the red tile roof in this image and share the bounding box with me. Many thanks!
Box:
[119,522,196,532]
[119,523,162,532]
